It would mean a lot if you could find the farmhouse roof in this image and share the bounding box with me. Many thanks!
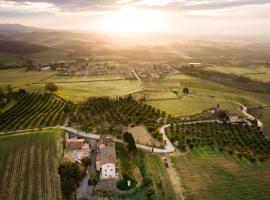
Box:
[100,146,116,165]
[228,112,238,116]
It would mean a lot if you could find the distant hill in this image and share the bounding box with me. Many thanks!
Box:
[0,34,7,40]
[0,24,50,36]
[0,40,49,54]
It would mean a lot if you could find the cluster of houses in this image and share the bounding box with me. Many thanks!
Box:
[38,60,176,80]
[65,132,118,180]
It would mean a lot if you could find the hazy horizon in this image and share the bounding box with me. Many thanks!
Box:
[0,0,270,41]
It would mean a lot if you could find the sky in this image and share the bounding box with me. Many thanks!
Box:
[0,0,270,37]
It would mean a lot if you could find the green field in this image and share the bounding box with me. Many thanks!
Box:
[171,148,270,200]
[0,55,20,64]
[55,80,139,101]
[0,68,55,89]
[246,73,270,83]
[206,66,260,75]
[42,74,126,83]
[0,69,139,102]
[146,96,240,116]
[0,129,63,200]
[28,49,67,64]
[206,66,270,83]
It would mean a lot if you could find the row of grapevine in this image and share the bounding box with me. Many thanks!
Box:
[0,92,69,132]
[0,132,62,200]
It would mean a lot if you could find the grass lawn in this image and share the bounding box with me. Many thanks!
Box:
[0,129,63,200]
[0,55,20,64]
[171,147,270,200]
[146,96,240,116]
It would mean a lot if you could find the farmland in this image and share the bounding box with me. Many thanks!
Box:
[0,68,138,102]
[0,92,69,132]
[0,129,63,200]
[171,147,270,200]
[166,122,270,161]
[71,96,164,141]
[144,154,176,200]
[28,49,68,64]
[206,66,270,83]
[146,96,240,116]
[0,55,20,64]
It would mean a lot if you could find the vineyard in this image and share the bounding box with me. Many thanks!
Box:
[0,130,62,200]
[70,96,165,141]
[166,122,270,162]
[0,92,71,132]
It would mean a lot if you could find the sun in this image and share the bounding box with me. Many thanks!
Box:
[99,7,164,33]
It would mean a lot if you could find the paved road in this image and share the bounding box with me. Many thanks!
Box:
[76,169,91,200]
[64,127,176,153]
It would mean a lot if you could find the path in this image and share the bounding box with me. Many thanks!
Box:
[0,126,176,153]
[76,168,92,200]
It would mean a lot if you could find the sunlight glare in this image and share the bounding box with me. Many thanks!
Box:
[99,7,164,33]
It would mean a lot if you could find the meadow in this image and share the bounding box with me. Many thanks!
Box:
[0,129,63,200]
[171,147,270,200]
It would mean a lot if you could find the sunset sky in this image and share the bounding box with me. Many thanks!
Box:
[0,0,270,36]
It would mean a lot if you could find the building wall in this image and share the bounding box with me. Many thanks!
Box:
[101,163,115,179]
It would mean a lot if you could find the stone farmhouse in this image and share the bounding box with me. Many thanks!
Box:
[96,136,119,180]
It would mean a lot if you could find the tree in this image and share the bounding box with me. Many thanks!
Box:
[183,87,189,95]
[88,168,98,192]
[123,132,137,152]
[45,82,58,92]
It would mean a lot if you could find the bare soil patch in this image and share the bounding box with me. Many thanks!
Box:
[128,126,162,148]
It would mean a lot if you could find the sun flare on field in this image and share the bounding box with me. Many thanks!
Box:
[99,7,164,33]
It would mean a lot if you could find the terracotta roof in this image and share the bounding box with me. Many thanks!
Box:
[100,146,116,165]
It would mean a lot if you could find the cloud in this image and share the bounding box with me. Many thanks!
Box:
[1,0,270,13]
